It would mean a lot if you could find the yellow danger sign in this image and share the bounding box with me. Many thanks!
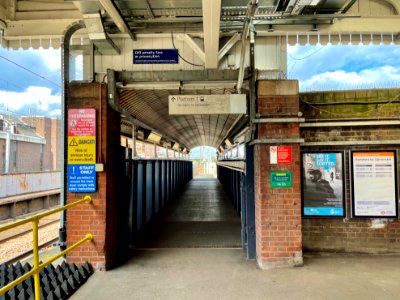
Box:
[68,136,96,164]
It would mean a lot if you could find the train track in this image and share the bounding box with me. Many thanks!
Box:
[2,237,59,265]
[0,219,60,244]
[0,217,61,265]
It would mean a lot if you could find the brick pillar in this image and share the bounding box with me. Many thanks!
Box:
[254,80,303,269]
[66,82,120,270]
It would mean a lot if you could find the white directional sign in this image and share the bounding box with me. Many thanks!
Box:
[168,94,246,115]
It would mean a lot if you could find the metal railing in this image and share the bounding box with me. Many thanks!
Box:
[0,195,93,299]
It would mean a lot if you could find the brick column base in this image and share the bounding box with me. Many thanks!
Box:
[254,80,303,269]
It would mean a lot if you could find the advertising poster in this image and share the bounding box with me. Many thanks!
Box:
[351,151,398,218]
[301,152,345,217]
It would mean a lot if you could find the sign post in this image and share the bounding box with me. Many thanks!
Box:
[67,108,97,193]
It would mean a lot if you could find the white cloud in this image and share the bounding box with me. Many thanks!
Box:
[37,49,61,72]
[300,66,400,91]
[48,109,61,117]
[0,86,60,112]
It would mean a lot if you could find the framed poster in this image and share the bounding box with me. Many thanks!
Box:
[301,152,345,217]
[351,151,398,218]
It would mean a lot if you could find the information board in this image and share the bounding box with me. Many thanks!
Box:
[351,151,398,218]
[301,152,345,217]
[168,94,246,115]
[270,171,292,188]
[133,49,179,64]
[270,146,292,164]
[67,108,96,193]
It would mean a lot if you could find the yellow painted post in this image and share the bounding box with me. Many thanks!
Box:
[32,219,41,300]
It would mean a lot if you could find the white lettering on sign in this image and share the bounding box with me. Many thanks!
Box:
[168,94,246,115]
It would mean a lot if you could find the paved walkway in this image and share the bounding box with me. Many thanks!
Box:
[70,179,400,299]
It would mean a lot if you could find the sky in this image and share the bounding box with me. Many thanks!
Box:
[0,43,399,118]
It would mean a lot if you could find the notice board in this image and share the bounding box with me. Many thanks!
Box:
[351,151,398,218]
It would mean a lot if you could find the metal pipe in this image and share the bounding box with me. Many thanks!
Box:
[237,0,258,94]
[60,20,86,249]
[5,131,10,173]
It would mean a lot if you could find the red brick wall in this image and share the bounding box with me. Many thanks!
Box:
[66,83,120,270]
[255,80,303,269]
[300,88,400,254]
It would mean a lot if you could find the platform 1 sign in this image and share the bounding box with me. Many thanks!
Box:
[168,94,246,115]
[67,108,96,193]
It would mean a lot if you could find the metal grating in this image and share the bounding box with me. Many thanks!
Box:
[119,87,246,149]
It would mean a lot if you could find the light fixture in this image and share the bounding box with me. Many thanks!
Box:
[143,129,162,143]
[267,24,274,32]
[172,142,180,150]
[311,24,318,32]
[225,138,233,148]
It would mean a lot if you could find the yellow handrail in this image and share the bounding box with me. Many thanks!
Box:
[0,195,93,299]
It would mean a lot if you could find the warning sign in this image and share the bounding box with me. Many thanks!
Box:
[67,137,96,164]
[270,146,292,164]
[68,108,96,136]
[67,108,97,193]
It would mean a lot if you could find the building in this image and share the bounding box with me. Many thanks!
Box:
[0,114,61,173]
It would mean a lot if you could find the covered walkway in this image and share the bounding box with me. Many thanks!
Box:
[135,178,242,249]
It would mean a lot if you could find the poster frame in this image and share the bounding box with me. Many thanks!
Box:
[350,150,398,218]
[301,151,346,218]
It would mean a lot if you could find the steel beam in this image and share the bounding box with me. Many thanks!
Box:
[181,34,205,63]
[117,69,250,83]
[202,0,221,68]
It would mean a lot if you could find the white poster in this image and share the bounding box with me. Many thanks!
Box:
[351,151,398,217]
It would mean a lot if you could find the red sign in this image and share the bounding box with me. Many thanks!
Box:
[68,108,96,137]
[270,146,292,164]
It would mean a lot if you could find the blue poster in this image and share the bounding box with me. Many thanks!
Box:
[302,152,345,217]
[67,164,96,193]
[133,49,179,64]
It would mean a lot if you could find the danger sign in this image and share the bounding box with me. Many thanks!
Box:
[67,108,97,193]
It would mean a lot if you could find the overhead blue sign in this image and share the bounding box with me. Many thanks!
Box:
[133,49,179,64]
[67,164,96,193]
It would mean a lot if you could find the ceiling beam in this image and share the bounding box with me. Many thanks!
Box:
[143,0,155,18]
[202,0,221,69]
[254,17,400,35]
[181,34,205,63]
[218,32,240,61]
[98,0,136,40]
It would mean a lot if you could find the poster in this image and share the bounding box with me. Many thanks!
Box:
[301,152,345,217]
[351,151,398,218]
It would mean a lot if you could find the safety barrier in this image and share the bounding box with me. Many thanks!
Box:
[217,152,256,260]
[0,196,93,299]
[123,159,193,243]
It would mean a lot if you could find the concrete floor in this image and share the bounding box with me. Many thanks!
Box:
[70,179,400,299]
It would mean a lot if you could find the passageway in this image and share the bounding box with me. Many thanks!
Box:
[135,178,242,249]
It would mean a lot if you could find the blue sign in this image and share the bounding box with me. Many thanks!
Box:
[133,49,179,64]
[67,164,96,193]
[304,207,344,216]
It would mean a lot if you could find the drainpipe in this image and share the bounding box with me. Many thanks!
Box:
[59,20,86,250]
[237,0,258,94]
[5,131,10,173]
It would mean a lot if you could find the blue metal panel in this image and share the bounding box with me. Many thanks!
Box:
[145,161,153,223]
[136,161,144,231]
[154,160,160,214]
[161,160,166,208]
[245,145,256,259]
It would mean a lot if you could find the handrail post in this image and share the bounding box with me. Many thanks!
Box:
[32,219,41,299]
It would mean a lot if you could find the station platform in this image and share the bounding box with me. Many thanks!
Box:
[70,179,400,299]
